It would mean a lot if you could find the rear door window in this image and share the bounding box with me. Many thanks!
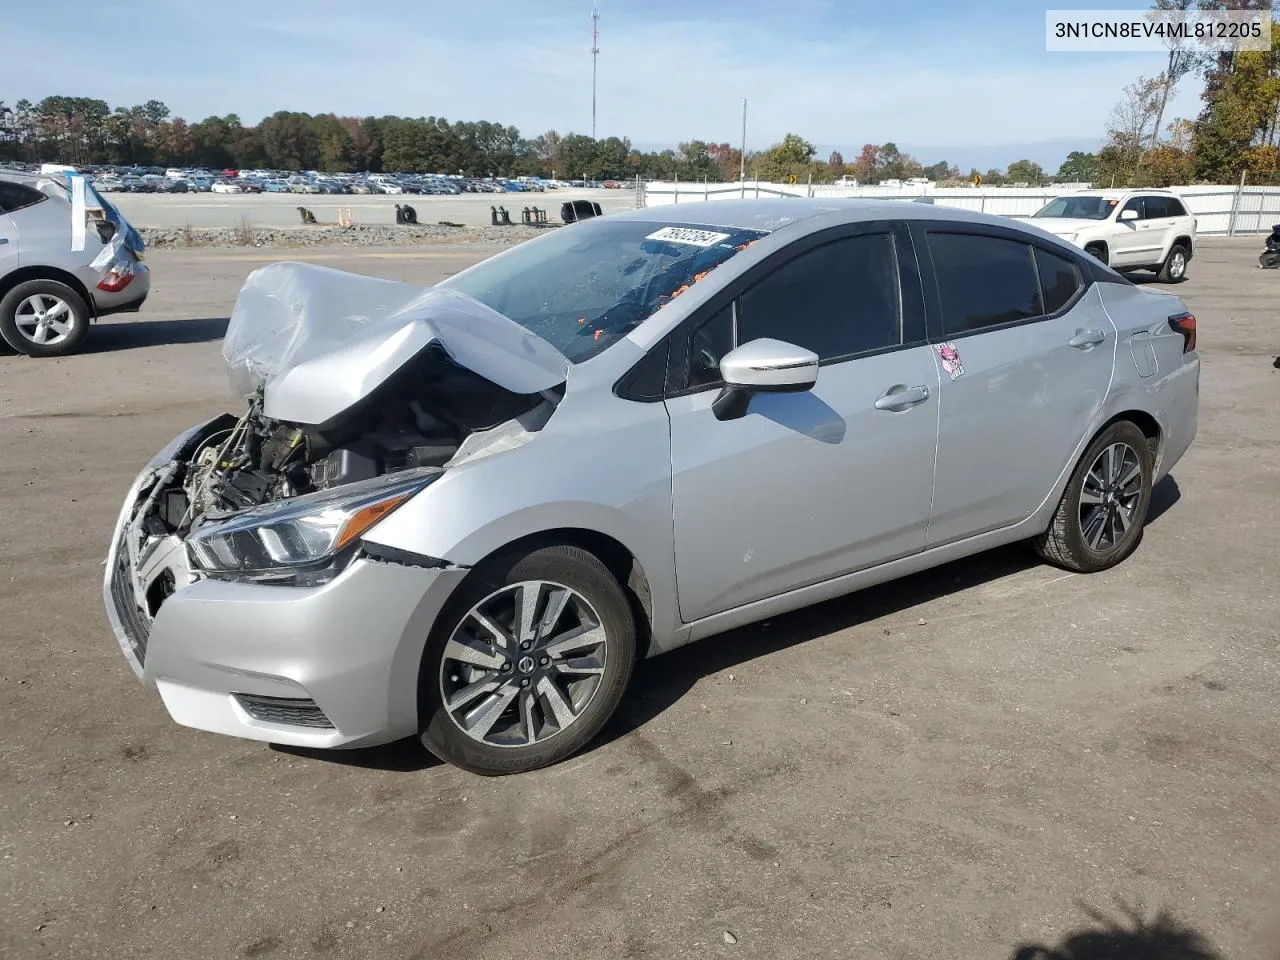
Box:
[1143,196,1170,219]
[926,232,1043,335]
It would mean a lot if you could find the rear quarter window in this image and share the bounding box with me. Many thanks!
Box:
[1034,247,1084,314]
[0,182,48,215]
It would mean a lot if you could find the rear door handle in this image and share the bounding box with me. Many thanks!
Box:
[1069,329,1106,349]
[874,384,930,411]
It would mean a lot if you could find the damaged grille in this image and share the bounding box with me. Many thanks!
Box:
[110,548,151,664]
[235,694,334,729]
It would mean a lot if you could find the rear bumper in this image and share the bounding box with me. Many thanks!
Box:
[91,262,150,316]
[1154,356,1199,481]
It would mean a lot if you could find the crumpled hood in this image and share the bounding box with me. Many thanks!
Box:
[223,261,570,426]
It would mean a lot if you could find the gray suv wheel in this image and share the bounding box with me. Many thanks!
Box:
[1,279,91,357]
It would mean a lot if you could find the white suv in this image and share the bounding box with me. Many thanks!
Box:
[1026,189,1196,283]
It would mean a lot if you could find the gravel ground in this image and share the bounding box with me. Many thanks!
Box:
[0,238,1277,960]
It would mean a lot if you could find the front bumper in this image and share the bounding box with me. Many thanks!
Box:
[103,431,469,749]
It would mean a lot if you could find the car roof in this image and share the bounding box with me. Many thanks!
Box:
[0,170,47,187]
[1065,188,1178,197]
[607,196,1055,234]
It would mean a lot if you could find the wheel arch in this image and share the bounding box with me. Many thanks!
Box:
[450,528,655,660]
[1098,409,1162,463]
[0,266,97,318]
[1032,406,1165,534]
[1171,235,1193,257]
[1083,239,1109,263]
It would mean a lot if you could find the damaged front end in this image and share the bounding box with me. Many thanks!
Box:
[105,262,567,673]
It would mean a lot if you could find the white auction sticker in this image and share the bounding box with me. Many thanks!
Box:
[645,226,731,247]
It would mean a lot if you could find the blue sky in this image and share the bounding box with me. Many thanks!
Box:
[9,0,1205,169]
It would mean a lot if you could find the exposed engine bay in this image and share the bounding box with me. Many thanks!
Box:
[106,261,569,638]
[146,343,554,538]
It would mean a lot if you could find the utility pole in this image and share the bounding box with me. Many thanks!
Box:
[591,6,600,140]
[739,98,747,196]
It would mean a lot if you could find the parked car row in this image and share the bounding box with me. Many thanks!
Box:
[19,164,610,198]
[0,162,641,201]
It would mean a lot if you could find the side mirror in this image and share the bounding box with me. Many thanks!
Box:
[1118,208,1139,221]
[713,338,819,421]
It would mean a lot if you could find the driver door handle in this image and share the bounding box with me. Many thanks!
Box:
[874,384,930,411]
[1069,329,1106,349]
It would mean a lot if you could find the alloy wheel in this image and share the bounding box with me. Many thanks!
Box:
[14,294,74,346]
[1078,442,1143,552]
[440,580,609,748]
[1169,251,1186,279]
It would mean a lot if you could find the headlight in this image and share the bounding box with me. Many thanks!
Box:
[186,468,438,586]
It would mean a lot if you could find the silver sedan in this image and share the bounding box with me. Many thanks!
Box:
[104,199,1198,775]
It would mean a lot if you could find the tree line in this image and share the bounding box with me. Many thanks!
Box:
[1090,0,1280,187]
[3,3,1275,190]
[0,98,1063,187]
[0,99,740,182]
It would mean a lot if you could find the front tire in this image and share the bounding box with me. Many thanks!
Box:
[1034,421,1154,573]
[419,545,636,775]
[0,280,91,357]
[1083,242,1107,264]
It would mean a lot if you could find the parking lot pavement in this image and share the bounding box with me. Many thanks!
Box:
[108,188,638,229]
[0,238,1276,960]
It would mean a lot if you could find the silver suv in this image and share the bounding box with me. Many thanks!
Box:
[0,171,150,356]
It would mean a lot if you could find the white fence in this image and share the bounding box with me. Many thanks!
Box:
[639,180,1280,236]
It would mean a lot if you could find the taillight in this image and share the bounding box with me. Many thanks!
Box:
[1169,312,1196,353]
[97,267,134,293]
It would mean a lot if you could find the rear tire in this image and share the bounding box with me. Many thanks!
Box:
[0,279,91,357]
[419,544,636,775]
[1034,421,1154,573]
[1158,244,1189,283]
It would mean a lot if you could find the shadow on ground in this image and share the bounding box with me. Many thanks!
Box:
[1147,475,1181,526]
[279,474,1184,774]
[272,737,442,772]
[1011,904,1220,960]
[82,317,229,353]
